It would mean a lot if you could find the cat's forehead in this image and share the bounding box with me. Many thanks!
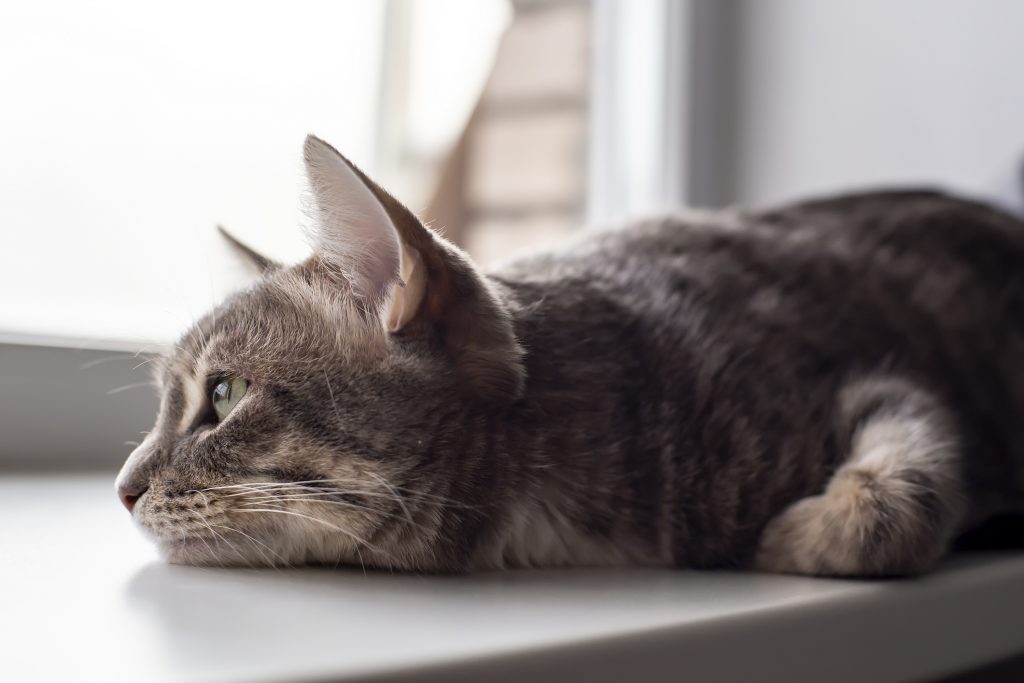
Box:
[161,264,382,383]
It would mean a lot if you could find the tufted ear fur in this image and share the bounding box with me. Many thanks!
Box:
[302,135,526,402]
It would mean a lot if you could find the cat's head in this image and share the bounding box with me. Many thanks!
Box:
[115,136,525,569]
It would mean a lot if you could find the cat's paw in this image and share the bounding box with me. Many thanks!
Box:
[754,494,834,575]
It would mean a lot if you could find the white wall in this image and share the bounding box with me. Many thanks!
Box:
[713,0,1024,209]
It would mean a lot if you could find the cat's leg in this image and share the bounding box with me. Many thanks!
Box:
[754,377,967,577]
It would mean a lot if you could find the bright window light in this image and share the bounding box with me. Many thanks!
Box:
[0,1,508,347]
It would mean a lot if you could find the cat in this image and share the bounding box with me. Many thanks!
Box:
[116,135,1024,575]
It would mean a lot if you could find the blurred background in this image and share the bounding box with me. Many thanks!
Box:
[3,0,1024,468]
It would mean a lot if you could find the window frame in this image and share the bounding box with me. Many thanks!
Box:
[586,0,727,226]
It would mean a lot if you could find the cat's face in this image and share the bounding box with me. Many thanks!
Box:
[115,136,524,569]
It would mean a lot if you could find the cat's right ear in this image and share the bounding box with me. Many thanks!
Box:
[303,135,526,403]
[217,225,279,274]
[302,135,426,329]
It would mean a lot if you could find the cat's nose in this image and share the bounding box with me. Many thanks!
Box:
[118,484,148,513]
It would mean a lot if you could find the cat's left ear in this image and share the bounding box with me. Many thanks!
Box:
[217,225,280,274]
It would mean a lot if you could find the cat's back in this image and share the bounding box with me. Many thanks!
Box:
[493,189,1024,336]
[498,190,1023,284]
[495,191,1024,398]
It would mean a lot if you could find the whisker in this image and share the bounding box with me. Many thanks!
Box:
[323,370,342,425]
[183,505,264,569]
[364,470,414,527]
[237,490,389,502]
[375,482,479,509]
[185,489,212,508]
[106,381,156,395]
[79,355,131,371]
[205,479,479,509]
[211,485,404,503]
[355,546,366,576]
[237,496,431,531]
[210,522,287,568]
[241,493,370,507]
[132,357,159,371]
[235,507,385,556]
[201,480,347,492]
[184,509,229,564]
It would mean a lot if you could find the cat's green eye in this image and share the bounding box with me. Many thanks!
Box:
[212,377,248,421]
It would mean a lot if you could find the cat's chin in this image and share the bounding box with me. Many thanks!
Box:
[156,536,270,568]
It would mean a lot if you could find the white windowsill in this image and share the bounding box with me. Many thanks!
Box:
[5,473,1023,683]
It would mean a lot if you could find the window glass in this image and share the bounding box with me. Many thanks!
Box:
[0,0,509,345]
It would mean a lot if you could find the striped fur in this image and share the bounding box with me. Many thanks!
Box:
[116,138,1024,575]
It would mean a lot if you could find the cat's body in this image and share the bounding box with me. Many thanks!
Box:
[116,137,1024,575]
[482,191,1024,573]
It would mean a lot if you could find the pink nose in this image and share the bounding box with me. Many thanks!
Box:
[118,485,147,513]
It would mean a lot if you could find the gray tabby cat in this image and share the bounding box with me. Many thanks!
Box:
[116,135,1024,576]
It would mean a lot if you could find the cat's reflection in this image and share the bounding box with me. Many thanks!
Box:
[124,559,820,651]
[125,560,714,612]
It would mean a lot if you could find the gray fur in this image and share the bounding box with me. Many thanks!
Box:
[117,142,1024,576]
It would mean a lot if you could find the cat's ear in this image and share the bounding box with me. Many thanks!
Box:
[303,135,426,332]
[217,225,279,274]
[302,134,525,402]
